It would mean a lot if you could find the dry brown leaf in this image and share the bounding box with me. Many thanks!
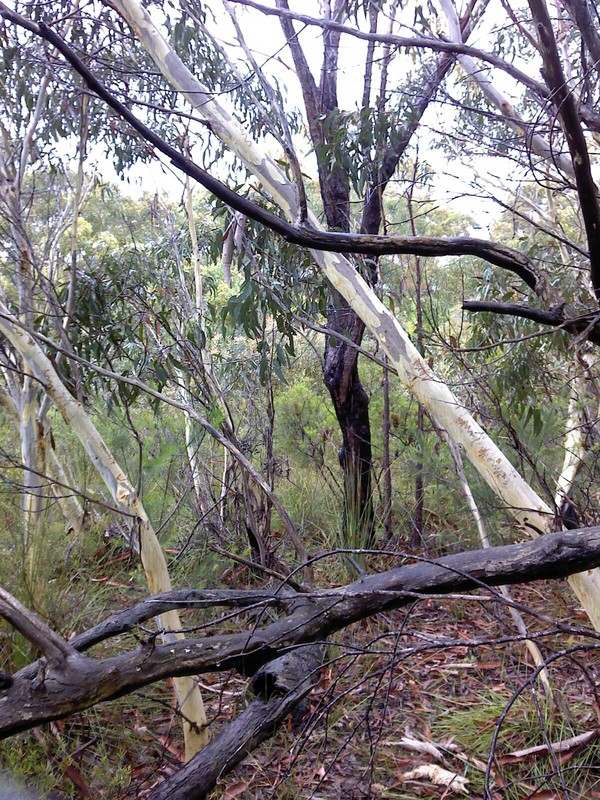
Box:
[402,764,469,794]
[223,779,251,799]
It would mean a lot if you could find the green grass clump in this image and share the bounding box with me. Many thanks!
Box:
[431,691,600,798]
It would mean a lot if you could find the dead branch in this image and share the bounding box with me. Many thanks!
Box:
[1,527,600,740]
[0,587,74,665]
[462,300,600,345]
[147,646,323,800]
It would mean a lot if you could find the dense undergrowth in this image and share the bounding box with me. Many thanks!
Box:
[0,325,597,797]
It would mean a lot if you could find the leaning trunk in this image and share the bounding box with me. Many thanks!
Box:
[100,0,600,631]
[0,304,208,760]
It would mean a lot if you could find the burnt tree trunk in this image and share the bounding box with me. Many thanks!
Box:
[318,11,375,541]
[277,1,475,542]
[323,300,373,540]
[278,0,375,539]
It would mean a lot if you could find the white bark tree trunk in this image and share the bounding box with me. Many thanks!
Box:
[439,0,575,178]
[19,374,43,583]
[0,304,208,759]
[105,0,600,631]
[440,427,552,695]
[554,351,597,515]
[0,383,82,535]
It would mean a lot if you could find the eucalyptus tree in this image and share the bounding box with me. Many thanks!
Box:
[3,0,600,790]
[0,11,210,759]
[1,0,600,589]
[0,36,110,617]
[27,0,599,622]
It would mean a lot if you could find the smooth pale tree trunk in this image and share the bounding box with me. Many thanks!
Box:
[1,65,88,587]
[439,0,575,179]
[104,0,600,631]
[180,182,213,517]
[19,374,43,582]
[555,393,587,515]
[554,352,598,523]
[1,154,44,589]
[180,181,260,545]
[440,428,551,695]
[44,428,86,534]
[0,384,85,535]
[0,304,208,759]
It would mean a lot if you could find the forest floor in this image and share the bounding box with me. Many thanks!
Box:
[209,579,599,799]
[3,561,600,800]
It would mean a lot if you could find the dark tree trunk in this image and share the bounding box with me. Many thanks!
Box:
[317,9,375,540]
[323,300,373,541]
[276,0,375,539]
[413,406,425,547]
[275,1,475,543]
[410,179,426,547]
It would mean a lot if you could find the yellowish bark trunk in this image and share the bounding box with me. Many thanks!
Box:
[0,305,207,759]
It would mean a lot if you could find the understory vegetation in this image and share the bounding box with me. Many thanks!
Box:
[1,0,600,797]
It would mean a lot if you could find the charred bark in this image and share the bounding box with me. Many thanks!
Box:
[275,0,374,539]
[323,302,373,540]
[148,646,323,800]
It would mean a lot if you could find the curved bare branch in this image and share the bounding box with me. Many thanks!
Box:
[2,527,600,740]
[463,300,600,344]
[0,5,544,292]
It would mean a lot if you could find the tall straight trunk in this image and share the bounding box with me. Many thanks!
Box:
[324,303,373,541]
[381,356,393,540]
[0,360,84,540]
[276,0,375,540]
[44,429,85,534]
[19,374,43,587]
[263,371,276,545]
[410,181,426,548]
[554,353,597,526]
[4,156,43,588]
[413,405,425,548]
